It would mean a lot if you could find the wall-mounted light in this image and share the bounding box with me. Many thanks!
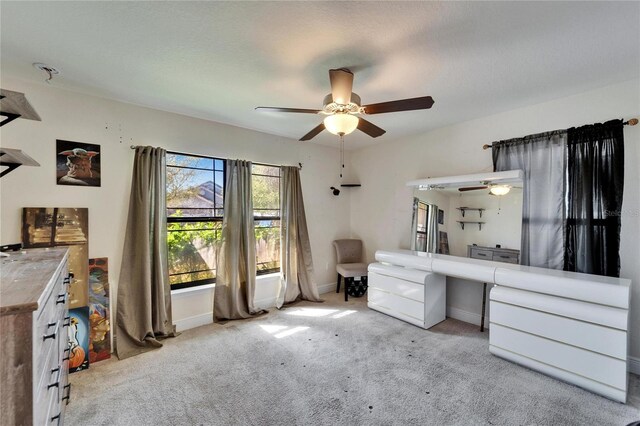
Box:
[330,186,340,196]
[489,185,511,196]
[324,113,359,136]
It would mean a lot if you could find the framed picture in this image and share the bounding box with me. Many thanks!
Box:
[68,306,90,373]
[89,258,111,363]
[22,207,89,308]
[56,139,101,186]
[438,231,450,255]
[438,209,444,225]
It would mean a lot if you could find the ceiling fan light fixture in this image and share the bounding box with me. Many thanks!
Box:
[489,185,511,196]
[323,113,359,136]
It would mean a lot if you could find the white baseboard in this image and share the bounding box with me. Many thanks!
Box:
[446,306,489,329]
[318,282,337,294]
[174,312,213,332]
[629,356,640,375]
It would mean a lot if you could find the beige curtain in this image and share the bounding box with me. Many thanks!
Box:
[276,166,322,308]
[116,146,176,360]
[214,160,265,321]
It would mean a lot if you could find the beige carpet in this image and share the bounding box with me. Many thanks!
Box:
[67,291,640,425]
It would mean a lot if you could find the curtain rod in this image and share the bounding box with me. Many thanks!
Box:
[482,118,638,150]
[129,145,302,169]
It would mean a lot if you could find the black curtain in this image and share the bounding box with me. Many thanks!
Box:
[564,119,624,277]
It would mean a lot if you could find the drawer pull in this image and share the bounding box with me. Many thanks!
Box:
[56,293,66,304]
[63,272,74,284]
[48,366,61,390]
[63,348,70,362]
[51,412,61,424]
[43,330,57,341]
[476,253,488,257]
[63,383,72,404]
[499,255,510,258]
[63,316,71,327]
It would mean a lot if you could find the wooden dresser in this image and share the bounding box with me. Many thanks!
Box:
[1,248,71,425]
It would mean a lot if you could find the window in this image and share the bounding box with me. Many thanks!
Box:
[252,164,280,275]
[166,153,224,289]
[166,153,281,290]
[415,201,428,252]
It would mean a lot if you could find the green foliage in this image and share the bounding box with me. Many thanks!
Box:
[166,161,282,285]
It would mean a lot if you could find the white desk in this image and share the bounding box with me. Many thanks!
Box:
[368,249,631,403]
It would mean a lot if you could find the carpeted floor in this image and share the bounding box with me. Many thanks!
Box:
[67,292,640,425]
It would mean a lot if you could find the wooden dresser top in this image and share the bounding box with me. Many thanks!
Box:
[0,247,69,315]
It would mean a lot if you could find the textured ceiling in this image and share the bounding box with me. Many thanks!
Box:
[1,1,638,150]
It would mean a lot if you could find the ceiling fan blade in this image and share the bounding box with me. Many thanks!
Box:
[329,68,353,105]
[357,118,386,138]
[255,107,320,114]
[458,186,488,192]
[299,123,325,141]
[363,96,434,115]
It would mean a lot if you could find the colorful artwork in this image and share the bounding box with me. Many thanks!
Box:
[68,306,90,373]
[89,258,111,363]
[56,139,101,187]
[22,208,89,308]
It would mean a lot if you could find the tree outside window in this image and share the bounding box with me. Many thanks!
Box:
[166,154,281,290]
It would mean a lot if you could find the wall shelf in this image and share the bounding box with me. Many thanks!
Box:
[456,207,485,218]
[340,184,361,188]
[457,221,485,230]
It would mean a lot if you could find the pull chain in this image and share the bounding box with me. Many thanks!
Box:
[339,134,345,179]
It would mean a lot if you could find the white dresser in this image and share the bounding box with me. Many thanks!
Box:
[0,248,71,425]
[368,249,631,403]
[368,263,446,329]
[489,267,630,402]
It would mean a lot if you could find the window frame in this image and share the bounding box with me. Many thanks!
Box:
[166,151,225,290]
[166,152,282,290]
[251,162,281,276]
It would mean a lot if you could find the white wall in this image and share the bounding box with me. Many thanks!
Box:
[0,77,351,331]
[349,79,640,359]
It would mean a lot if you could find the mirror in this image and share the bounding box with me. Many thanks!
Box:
[409,171,524,262]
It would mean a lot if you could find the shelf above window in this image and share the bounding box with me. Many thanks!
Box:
[457,221,485,230]
[456,207,485,218]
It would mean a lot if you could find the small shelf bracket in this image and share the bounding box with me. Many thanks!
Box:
[458,221,485,231]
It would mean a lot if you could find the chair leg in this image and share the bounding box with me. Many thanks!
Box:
[336,273,341,293]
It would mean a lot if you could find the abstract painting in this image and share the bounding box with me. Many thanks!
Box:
[68,306,90,373]
[56,139,101,187]
[88,258,111,362]
[22,207,89,308]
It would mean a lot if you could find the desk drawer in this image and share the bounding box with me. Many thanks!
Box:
[469,248,493,260]
[368,287,424,322]
[369,272,424,302]
[492,253,518,263]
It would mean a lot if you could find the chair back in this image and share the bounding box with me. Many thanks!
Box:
[333,239,363,264]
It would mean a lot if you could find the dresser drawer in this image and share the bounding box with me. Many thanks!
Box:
[469,248,493,260]
[492,253,519,263]
[34,339,62,425]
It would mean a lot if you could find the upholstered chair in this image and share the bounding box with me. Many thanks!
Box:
[333,239,368,301]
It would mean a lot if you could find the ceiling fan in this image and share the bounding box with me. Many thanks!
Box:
[255,68,435,141]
